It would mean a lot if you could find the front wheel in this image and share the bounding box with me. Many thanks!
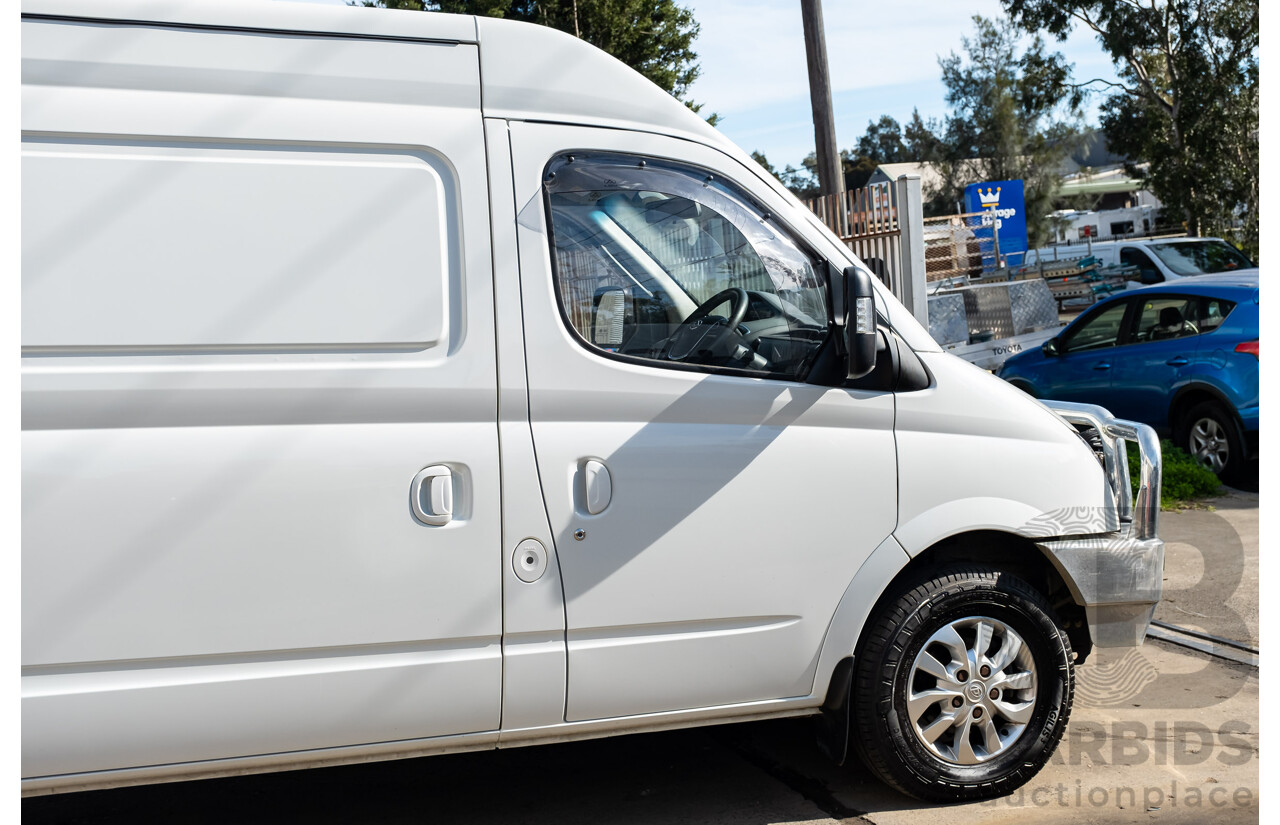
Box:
[851,566,1073,802]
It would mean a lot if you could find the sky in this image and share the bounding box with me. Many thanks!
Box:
[680,0,1121,170]
[280,0,1123,171]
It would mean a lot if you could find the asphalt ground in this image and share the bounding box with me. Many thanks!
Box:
[23,496,1260,824]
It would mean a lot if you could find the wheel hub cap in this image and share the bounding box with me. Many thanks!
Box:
[1190,417,1229,473]
[906,616,1037,765]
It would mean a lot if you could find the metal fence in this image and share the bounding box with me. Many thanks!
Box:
[804,181,902,286]
[803,176,928,324]
[921,212,997,282]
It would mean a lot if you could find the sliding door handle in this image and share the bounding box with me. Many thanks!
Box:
[410,465,453,526]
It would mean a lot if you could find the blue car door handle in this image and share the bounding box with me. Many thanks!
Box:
[1093,362,1111,371]
[1166,356,1190,366]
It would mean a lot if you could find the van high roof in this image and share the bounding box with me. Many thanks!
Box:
[22,0,739,161]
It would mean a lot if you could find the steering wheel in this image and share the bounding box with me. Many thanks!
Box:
[663,287,750,362]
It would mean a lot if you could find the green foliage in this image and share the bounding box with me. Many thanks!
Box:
[759,111,936,199]
[1128,438,1222,508]
[359,0,705,110]
[839,113,916,190]
[818,19,1082,236]
[1000,0,1259,260]
[926,15,1084,246]
[750,150,822,200]
[855,115,909,164]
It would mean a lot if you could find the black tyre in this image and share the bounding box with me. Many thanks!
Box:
[851,566,1073,802]
[1177,400,1244,483]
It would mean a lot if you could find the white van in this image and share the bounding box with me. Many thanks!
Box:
[21,0,1164,802]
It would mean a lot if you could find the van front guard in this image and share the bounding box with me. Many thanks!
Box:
[1036,401,1165,648]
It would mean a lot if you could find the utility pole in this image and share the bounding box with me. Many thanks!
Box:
[801,0,843,201]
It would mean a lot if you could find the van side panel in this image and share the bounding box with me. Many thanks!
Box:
[23,141,449,351]
[21,18,503,781]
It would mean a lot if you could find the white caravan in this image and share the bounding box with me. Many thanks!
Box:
[21,0,1164,802]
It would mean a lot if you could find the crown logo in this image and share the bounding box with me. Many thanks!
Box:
[977,186,1001,207]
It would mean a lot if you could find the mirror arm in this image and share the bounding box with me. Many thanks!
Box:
[828,261,847,356]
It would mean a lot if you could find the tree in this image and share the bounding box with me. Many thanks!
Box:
[842,111,940,190]
[928,15,1084,245]
[759,111,935,197]
[358,0,708,114]
[751,150,822,200]
[903,109,946,164]
[855,115,908,163]
[999,0,1259,258]
[841,115,906,190]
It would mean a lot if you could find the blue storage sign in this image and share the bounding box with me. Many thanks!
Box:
[964,179,1028,268]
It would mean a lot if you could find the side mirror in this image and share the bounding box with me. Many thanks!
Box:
[843,266,878,379]
[1042,338,1060,356]
[1139,267,1162,284]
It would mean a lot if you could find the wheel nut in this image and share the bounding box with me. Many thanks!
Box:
[952,696,963,708]
[973,707,984,719]
[956,669,969,683]
[989,688,999,700]
[979,665,991,678]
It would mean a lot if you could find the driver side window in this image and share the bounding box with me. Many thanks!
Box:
[1061,300,1129,352]
[545,152,829,380]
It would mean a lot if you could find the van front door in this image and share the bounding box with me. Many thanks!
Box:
[509,123,897,721]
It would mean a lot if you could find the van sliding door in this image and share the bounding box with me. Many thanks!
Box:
[21,18,503,781]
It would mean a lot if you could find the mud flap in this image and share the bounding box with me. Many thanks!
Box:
[815,657,853,765]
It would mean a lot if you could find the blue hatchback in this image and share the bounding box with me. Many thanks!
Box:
[998,271,1259,481]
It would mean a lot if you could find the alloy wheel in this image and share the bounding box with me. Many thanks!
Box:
[1189,416,1230,474]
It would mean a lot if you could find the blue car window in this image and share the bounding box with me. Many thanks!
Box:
[1133,296,1199,342]
[1062,301,1128,352]
[1198,298,1237,334]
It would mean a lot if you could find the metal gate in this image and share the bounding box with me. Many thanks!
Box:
[802,175,927,325]
[805,181,901,287]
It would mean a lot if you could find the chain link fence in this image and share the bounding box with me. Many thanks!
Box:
[922,213,996,283]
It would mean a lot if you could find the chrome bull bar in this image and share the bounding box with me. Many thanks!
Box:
[1043,401,1162,541]
[1039,401,1165,648]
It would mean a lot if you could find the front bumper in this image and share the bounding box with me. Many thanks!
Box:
[1037,402,1164,648]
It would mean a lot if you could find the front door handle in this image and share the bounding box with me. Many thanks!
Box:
[410,465,453,526]
[1166,356,1190,366]
[583,459,612,515]
[1092,362,1112,371]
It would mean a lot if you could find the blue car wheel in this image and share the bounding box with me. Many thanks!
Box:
[1177,400,1244,482]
